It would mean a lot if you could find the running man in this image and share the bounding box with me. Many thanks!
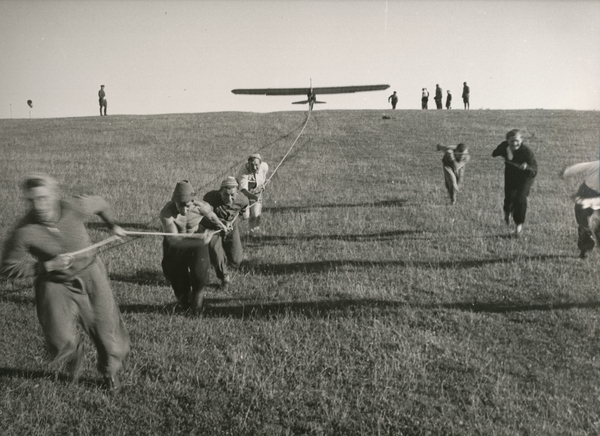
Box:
[0,174,130,394]
[492,129,538,236]
[437,143,470,204]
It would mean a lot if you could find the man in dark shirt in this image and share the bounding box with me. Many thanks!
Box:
[434,84,443,109]
[388,91,398,109]
[0,174,130,394]
[98,85,107,116]
[492,129,538,236]
[445,90,452,110]
[202,177,249,291]
[462,82,470,109]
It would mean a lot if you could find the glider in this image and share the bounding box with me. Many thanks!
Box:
[232,81,390,110]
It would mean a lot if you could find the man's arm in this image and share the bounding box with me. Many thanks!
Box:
[192,200,228,232]
[0,228,37,278]
[73,195,126,236]
[518,146,537,176]
[491,142,507,158]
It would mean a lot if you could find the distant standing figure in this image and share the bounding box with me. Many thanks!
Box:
[0,174,130,394]
[236,153,269,236]
[437,143,470,204]
[462,82,470,109]
[421,88,429,110]
[492,129,537,236]
[434,84,443,110]
[560,161,600,259]
[98,85,107,116]
[445,91,452,110]
[202,177,249,291]
[388,91,398,109]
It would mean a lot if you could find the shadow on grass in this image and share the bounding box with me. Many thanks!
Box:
[0,367,69,383]
[263,199,408,214]
[196,298,600,319]
[110,269,167,286]
[240,253,571,275]
[3,293,597,319]
[0,367,106,388]
[246,229,425,245]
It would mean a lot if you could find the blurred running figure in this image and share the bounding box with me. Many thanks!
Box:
[0,174,129,394]
[202,177,249,291]
[437,143,470,204]
[160,180,227,312]
[237,153,269,236]
[492,129,538,236]
[98,85,107,116]
[560,161,600,259]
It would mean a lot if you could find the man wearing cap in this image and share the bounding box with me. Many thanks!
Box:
[160,180,228,311]
[236,153,269,235]
[202,177,249,291]
[0,174,130,394]
[98,85,107,116]
[561,161,600,259]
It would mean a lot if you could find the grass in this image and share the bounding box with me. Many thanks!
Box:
[0,109,599,435]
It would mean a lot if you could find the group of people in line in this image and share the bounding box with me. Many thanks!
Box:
[1,130,598,396]
[0,153,269,394]
[388,82,470,110]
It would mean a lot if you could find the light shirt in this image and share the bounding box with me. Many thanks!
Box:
[236,161,269,193]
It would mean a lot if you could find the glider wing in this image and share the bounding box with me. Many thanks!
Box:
[232,84,390,96]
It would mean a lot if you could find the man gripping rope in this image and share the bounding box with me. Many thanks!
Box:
[0,174,129,394]
[202,177,249,291]
[160,180,228,312]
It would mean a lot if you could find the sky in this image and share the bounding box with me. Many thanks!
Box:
[1,0,599,119]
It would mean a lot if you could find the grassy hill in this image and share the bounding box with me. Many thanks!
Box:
[0,109,599,435]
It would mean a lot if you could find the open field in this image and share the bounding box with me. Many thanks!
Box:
[0,109,599,435]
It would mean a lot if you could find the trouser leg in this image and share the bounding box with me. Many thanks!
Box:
[208,233,228,281]
[223,226,244,267]
[162,245,192,302]
[443,166,458,202]
[575,205,597,254]
[249,201,262,231]
[188,243,210,311]
[188,243,210,294]
[76,260,130,376]
[35,279,80,368]
[512,178,534,225]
